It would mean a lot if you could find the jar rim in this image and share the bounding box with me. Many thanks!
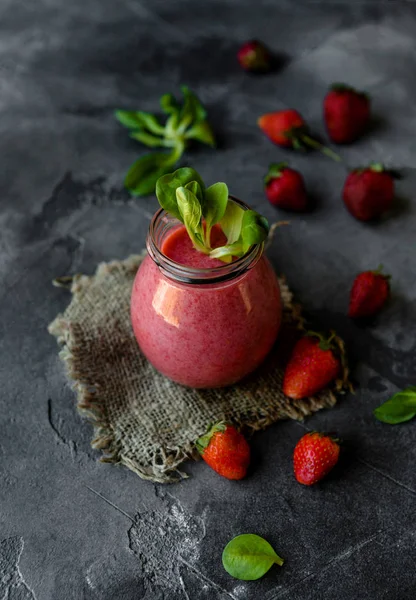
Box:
[146,195,264,285]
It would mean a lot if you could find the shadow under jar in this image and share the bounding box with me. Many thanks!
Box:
[131,196,282,388]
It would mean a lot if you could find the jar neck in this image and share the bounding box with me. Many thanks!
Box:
[146,195,264,285]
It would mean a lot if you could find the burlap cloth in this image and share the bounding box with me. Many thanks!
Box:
[48,254,350,483]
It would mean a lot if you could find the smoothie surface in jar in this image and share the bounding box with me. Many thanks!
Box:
[131,224,282,388]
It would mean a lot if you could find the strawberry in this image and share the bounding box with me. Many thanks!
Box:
[343,163,395,221]
[348,267,390,318]
[293,432,340,485]
[283,332,341,399]
[195,422,250,480]
[258,109,341,161]
[324,83,370,144]
[237,40,271,72]
[264,162,308,212]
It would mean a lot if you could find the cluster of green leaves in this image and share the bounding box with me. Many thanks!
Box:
[222,534,284,581]
[155,168,269,261]
[115,87,215,196]
[374,387,416,424]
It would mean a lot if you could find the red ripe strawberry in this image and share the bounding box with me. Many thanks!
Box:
[348,267,390,318]
[258,109,305,147]
[324,83,370,144]
[283,332,341,400]
[237,40,271,72]
[293,432,340,485]
[258,109,341,161]
[195,422,250,480]
[264,162,308,212]
[343,163,394,221]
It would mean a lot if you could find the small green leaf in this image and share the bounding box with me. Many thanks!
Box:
[209,242,244,260]
[180,85,207,123]
[134,111,165,135]
[222,534,284,581]
[204,183,228,228]
[176,187,205,251]
[220,202,245,245]
[240,210,270,252]
[125,153,175,197]
[185,181,204,204]
[374,387,416,424]
[185,121,216,147]
[156,167,205,221]
[160,93,179,115]
[115,110,144,129]
[129,131,166,148]
[115,110,164,134]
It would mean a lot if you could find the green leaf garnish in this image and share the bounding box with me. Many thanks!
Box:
[116,88,215,196]
[222,534,284,581]
[176,187,206,252]
[374,387,416,424]
[179,85,207,125]
[156,167,205,221]
[184,121,216,147]
[125,153,176,196]
[185,181,204,205]
[155,167,269,261]
[204,182,228,247]
[129,131,167,148]
[219,202,245,245]
[160,93,180,115]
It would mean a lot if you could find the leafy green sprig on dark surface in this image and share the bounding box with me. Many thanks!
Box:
[155,167,269,262]
[115,87,215,196]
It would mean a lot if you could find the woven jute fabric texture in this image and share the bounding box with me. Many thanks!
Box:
[48,254,349,483]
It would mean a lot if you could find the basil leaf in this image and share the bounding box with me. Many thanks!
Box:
[176,187,204,250]
[204,182,228,229]
[115,110,164,135]
[180,85,207,123]
[222,534,284,581]
[125,153,175,197]
[241,210,269,252]
[156,167,205,221]
[374,387,416,424]
[129,131,166,148]
[220,202,245,245]
[184,121,216,147]
[160,93,179,116]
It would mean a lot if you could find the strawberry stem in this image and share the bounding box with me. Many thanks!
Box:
[300,134,342,162]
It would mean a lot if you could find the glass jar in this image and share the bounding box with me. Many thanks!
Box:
[131,197,282,388]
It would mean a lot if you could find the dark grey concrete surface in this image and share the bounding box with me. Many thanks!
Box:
[1,0,415,598]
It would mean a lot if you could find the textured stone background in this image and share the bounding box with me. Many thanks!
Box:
[1,0,415,598]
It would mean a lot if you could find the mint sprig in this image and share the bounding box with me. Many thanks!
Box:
[155,168,269,262]
[115,87,215,196]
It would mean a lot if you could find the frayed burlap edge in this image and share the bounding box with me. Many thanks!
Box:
[49,253,352,483]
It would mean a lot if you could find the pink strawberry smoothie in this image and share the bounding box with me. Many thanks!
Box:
[131,224,282,388]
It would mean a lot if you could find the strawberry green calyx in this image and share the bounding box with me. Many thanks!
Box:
[308,430,340,444]
[264,162,288,185]
[330,82,370,99]
[352,163,401,178]
[369,162,385,173]
[306,330,337,352]
[195,421,227,454]
[372,264,392,281]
